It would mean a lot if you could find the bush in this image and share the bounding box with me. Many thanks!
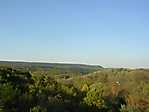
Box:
[84,83,106,110]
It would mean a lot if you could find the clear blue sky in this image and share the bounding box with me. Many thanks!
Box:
[0,0,149,68]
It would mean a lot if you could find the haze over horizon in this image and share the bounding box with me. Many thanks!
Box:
[0,0,149,68]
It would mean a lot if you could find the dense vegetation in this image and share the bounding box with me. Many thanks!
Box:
[0,62,149,112]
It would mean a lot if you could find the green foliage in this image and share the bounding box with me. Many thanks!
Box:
[61,84,77,97]
[0,67,149,112]
[120,105,140,112]
[30,105,47,112]
[0,83,17,103]
[84,83,106,110]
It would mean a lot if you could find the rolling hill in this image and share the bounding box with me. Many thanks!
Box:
[0,61,103,75]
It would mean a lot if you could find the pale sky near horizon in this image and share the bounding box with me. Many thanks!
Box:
[0,0,149,68]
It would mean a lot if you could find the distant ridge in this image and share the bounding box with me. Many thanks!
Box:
[0,60,103,68]
[0,61,103,75]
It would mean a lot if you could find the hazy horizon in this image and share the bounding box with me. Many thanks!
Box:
[0,0,149,68]
[0,60,148,69]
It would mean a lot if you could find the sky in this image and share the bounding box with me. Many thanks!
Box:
[0,0,149,68]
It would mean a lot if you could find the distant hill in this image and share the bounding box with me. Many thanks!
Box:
[0,61,103,75]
